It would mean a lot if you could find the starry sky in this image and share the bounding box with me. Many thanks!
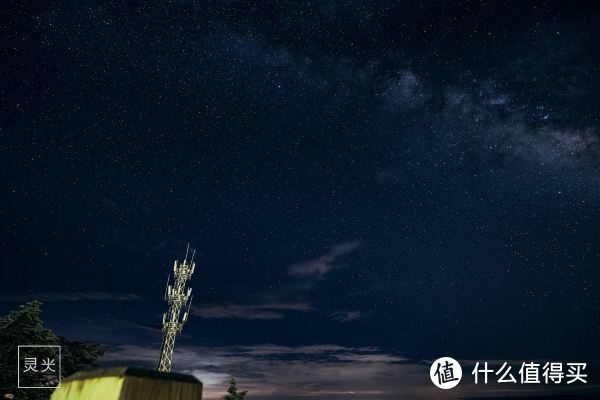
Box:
[1,0,600,399]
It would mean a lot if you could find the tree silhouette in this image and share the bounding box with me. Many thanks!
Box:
[0,301,103,400]
[224,377,247,400]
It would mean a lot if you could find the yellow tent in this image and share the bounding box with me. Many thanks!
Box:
[51,367,202,400]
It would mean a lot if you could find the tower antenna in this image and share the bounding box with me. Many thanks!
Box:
[157,245,196,372]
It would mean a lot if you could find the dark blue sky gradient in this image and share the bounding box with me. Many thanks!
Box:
[2,1,600,398]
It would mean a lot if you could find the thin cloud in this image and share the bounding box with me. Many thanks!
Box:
[192,302,313,320]
[236,344,377,356]
[288,240,361,278]
[192,240,361,320]
[102,344,595,400]
[329,310,363,322]
[0,291,143,302]
[101,343,424,400]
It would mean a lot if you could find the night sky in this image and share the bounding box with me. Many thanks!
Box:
[2,1,600,399]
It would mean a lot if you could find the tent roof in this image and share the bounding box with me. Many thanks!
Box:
[63,367,201,384]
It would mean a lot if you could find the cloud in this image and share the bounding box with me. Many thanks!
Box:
[191,240,361,321]
[192,302,313,320]
[288,240,361,278]
[0,291,143,302]
[333,353,408,363]
[101,343,426,400]
[108,319,165,335]
[101,344,599,400]
[329,310,363,322]
[235,344,377,356]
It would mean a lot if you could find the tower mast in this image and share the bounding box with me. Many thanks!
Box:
[157,244,195,372]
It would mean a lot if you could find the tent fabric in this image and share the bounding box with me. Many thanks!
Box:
[51,376,125,400]
[51,367,202,400]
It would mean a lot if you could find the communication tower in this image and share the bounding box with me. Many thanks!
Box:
[157,245,195,372]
